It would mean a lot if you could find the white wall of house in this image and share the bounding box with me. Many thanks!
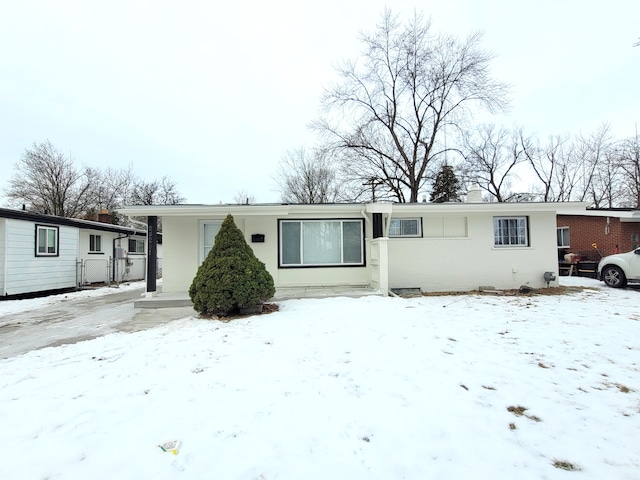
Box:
[121,233,147,282]
[161,211,372,293]
[387,209,559,292]
[78,229,117,285]
[2,218,78,296]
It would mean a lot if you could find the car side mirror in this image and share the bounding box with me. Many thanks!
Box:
[635,249,640,255]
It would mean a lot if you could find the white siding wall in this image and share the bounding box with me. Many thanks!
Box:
[78,229,115,284]
[4,219,78,295]
[388,211,559,292]
[123,234,146,282]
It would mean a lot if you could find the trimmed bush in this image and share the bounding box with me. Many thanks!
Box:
[189,214,275,316]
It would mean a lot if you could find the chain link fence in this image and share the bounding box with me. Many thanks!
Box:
[77,255,157,288]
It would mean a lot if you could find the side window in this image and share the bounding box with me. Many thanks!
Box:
[36,225,59,257]
[389,218,422,237]
[128,238,145,254]
[89,234,102,252]
[494,217,529,247]
[557,227,570,248]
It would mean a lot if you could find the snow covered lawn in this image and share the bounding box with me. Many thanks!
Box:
[1,278,639,479]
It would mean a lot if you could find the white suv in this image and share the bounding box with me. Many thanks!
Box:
[598,248,640,288]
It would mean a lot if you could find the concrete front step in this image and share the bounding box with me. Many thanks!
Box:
[134,285,381,308]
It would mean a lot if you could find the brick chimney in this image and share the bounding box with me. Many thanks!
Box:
[97,208,113,224]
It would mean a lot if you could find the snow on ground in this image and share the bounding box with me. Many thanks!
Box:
[0,281,146,317]
[1,278,639,479]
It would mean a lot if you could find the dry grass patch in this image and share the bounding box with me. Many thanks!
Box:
[507,405,542,422]
[507,405,528,416]
[553,460,581,471]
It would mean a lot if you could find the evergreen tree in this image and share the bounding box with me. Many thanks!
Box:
[189,214,275,316]
[430,165,462,203]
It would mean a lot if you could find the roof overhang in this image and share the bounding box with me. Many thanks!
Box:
[0,207,145,235]
[119,201,588,218]
[559,208,640,221]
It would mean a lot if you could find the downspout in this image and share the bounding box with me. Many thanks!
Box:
[360,208,370,225]
[126,217,148,230]
[113,233,131,286]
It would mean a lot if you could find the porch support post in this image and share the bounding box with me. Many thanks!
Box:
[377,237,389,295]
[146,215,158,294]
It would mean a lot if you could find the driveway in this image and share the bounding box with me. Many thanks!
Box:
[0,287,194,359]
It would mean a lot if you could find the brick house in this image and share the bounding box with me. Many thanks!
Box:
[556,209,640,262]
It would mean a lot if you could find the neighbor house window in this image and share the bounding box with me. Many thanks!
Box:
[494,217,529,247]
[279,219,364,267]
[128,238,145,254]
[36,225,59,256]
[389,218,422,237]
[557,227,570,248]
[89,234,102,252]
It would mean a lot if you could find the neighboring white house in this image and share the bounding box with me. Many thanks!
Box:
[0,208,152,297]
[120,200,587,299]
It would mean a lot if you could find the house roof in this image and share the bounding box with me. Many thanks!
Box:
[0,207,146,235]
[119,201,588,217]
[558,208,640,222]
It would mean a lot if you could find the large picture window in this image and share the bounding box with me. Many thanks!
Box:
[280,219,364,267]
[494,217,529,247]
[36,225,59,256]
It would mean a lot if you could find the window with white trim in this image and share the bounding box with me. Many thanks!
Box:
[36,225,58,256]
[389,218,422,237]
[557,227,570,248]
[89,234,102,252]
[201,221,222,262]
[128,238,145,254]
[493,216,529,247]
[279,219,364,267]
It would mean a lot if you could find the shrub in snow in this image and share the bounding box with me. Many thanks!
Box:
[189,214,275,317]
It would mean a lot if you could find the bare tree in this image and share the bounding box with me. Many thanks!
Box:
[275,147,342,203]
[4,140,95,217]
[619,132,640,208]
[522,133,588,202]
[91,165,136,213]
[462,125,525,202]
[233,190,256,204]
[571,124,621,207]
[129,176,185,205]
[314,9,509,202]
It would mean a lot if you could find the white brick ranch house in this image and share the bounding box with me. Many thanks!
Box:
[120,199,586,304]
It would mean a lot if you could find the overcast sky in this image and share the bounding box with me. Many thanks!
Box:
[1,0,638,205]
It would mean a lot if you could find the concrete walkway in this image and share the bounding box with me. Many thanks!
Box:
[1,285,382,359]
[0,287,194,359]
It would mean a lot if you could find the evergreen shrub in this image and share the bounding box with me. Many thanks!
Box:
[189,214,275,316]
